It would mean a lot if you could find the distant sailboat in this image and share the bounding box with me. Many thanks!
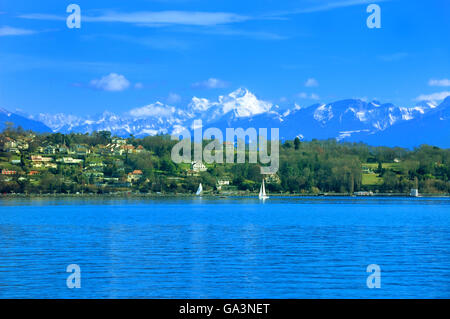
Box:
[196,183,203,196]
[259,179,269,200]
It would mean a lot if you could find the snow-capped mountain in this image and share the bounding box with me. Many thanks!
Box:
[360,96,450,148]
[188,88,275,123]
[35,88,277,137]
[3,89,450,148]
[35,113,84,132]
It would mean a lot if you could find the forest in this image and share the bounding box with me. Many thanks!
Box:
[1,126,449,195]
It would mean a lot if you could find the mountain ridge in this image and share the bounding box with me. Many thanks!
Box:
[0,107,52,133]
[2,90,449,148]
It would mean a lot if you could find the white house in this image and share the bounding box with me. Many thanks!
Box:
[217,180,230,186]
[410,189,419,197]
[57,157,83,164]
[191,161,207,172]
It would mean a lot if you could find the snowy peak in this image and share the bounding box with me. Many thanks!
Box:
[189,97,212,112]
[219,88,273,118]
[188,88,274,121]
[313,104,332,123]
[369,100,381,107]
[228,87,249,99]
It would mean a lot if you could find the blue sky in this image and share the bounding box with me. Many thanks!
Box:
[0,0,449,116]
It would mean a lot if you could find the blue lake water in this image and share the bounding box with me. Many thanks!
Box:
[0,196,449,299]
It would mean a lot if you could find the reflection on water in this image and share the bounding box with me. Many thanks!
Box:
[0,197,449,298]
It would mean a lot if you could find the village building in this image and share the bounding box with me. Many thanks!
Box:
[31,155,53,162]
[135,145,145,153]
[16,141,29,150]
[57,157,84,164]
[121,145,135,154]
[191,161,207,172]
[43,145,57,154]
[1,169,17,175]
[71,145,91,156]
[1,137,20,154]
[1,137,17,151]
[83,171,104,182]
[112,137,127,145]
[354,191,374,196]
[410,189,419,197]
[217,180,230,186]
[127,170,143,183]
[88,162,105,168]
[216,179,231,191]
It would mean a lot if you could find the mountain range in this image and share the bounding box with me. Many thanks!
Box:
[2,88,449,148]
[0,107,51,133]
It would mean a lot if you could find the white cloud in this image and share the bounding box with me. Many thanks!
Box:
[98,34,189,50]
[90,73,130,92]
[378,52,408,62]
[265,0,390,17]
[167,93,181,104]
[297,92,320,100]
[305,78,319,87]
[129,102,175,118]
[0,26,36,36]
[310,93,320,100]
[428,79,450,87]
[134,82,144,89]
[415,91,450,102]
[20,11,249,27]
[298,0,389,13]
[194,26,287,40]
[192,78,229,89]
[18,13,65,21]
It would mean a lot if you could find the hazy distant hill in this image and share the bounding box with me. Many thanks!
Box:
[0,107,51,133]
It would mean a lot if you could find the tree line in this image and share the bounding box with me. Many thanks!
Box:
[1,127,449,195]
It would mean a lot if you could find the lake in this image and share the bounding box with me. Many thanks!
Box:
[0,196,449,298]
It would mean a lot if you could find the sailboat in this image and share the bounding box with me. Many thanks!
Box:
[259,179,269,200]
[196,183,203,196]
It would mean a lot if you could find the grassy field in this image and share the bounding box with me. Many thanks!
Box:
[363,162,401,170]
[361,162,403,186]
[362,173,383,186]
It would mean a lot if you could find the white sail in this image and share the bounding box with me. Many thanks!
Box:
[262,179,266,196]
[196,183,203,196]
[259,179,269,200]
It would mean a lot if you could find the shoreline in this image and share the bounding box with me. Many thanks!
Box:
[1,192,449,199]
